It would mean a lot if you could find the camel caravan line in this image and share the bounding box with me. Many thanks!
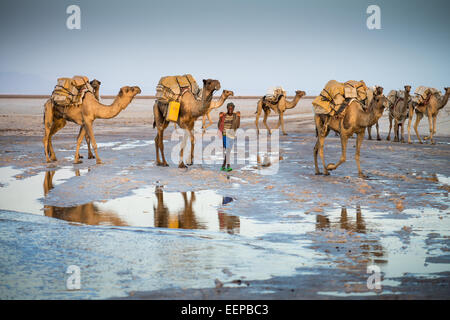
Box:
[43,75,449,176]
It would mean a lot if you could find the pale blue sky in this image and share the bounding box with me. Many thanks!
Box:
[0,0,449,94]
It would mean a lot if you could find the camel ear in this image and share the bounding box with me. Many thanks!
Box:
[118,88,124,97]
[203,79,207,85]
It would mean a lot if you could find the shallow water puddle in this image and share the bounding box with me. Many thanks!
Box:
[312,206,450,284]
[0,166,86,215]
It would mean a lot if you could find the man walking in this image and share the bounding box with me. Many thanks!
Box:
[218,102,240,171]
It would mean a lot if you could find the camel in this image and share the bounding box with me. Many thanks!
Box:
[201,89,234,131]
[153,79,221,168]
[386,86,412,143]
[90,79,101,100]
[313,87,387,177]
[43,85,141,164]
[255,90,306,135]
[407,87,450,144]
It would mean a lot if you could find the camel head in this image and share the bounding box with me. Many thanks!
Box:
[295,90,306,98]
[90,79,101,90]
[444,87,450,94]
[118,86,141,100]
[223,90,234,98]
[203,79,221,93]
[404,85,411,93]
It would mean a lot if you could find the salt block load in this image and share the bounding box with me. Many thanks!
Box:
[413,86,441,105]
[155,74,201,122]
[156,74,201,103]
[312,80,369,116]
[51,75,93,106]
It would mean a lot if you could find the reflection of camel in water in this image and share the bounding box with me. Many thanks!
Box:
[43,170,127,226]
[315,206,384,261]
[153,187,240,233]
[316,205,366,233]
[153,187,202,229]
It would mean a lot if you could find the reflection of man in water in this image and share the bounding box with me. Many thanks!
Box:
[218,197,240,234]
[218,102,240,172]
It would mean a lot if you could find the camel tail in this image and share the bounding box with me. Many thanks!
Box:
[153,121,156,128]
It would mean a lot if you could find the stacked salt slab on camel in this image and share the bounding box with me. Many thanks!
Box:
[155,74,201,103]
[51,76,95,107]
[312,80,369,116]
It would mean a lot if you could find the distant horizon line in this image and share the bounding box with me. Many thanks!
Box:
[0,94,318,99]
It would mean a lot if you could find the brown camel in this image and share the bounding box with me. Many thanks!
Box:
[386,85,412,143]
[201,89,234,131]
[255,90,306,135]
[43,86,141,164]
[313,87,387,177]
[407,87,450,144]
[153,79,221,168]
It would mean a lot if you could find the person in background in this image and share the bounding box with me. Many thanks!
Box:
[218,102,240,172]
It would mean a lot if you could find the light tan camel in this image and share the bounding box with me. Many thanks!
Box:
[386,86,411,143]
[90,79,101,100]
[407,87,450,144]
[43,86,141,164]
[201,89,234,131]
[255,90,306,135]
[313,87,387,177]
[153,79,221,168]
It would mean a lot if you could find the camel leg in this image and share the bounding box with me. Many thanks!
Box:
[73,126,86,164]
[314,137,321,175]
[48,118,66,162]
[414,112,423,144]
[255,101,262,135]
[400,122,405,143]
[424,109,434,144]
[205,113,214,129]
[178,129,189,168]
[318,134,329,176]
[262,110,272,135]
[386,115,393,141]
[313,115,322,175]
[407,107,414,144]
[186,129,195,166]
[393,120,399,142]
[326,133,348,172]
[155,131,161,165]
[85,133,94,159]
[376,122,381,140]
[84,121,102,164]
[43,100,54,163]
[367,126,372,140]
[355,131,365,178]
[428,115,437,145]
[279,112,287,135]
[156,127,169,167]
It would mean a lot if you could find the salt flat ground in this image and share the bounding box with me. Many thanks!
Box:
[0,98,449,299]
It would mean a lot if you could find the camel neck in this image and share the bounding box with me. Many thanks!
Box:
[286,95,302,109]
[439,91,450,110]
[89,93,130,119]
